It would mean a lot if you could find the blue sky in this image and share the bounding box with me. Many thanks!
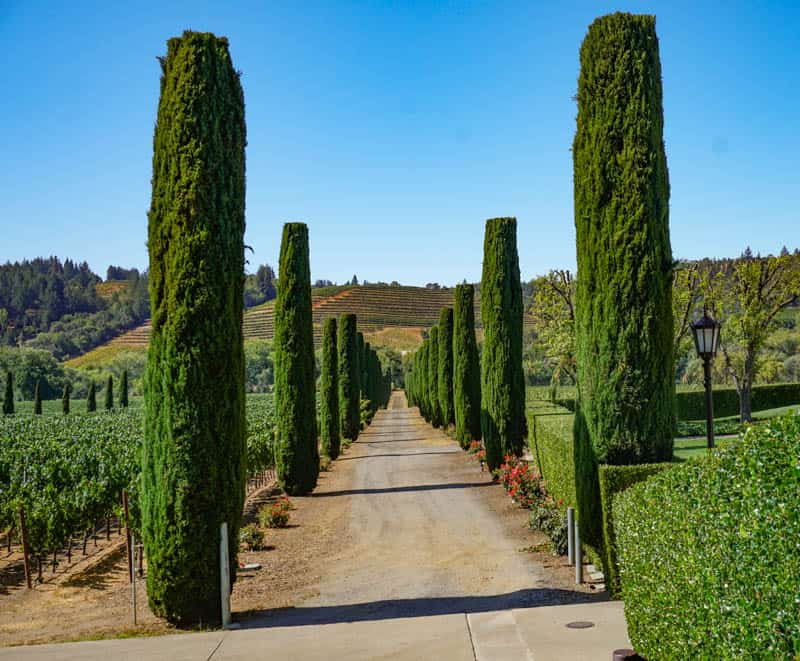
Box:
[1,1,797,286]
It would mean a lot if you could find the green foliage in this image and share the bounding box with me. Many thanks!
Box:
[320,317,340,460]
[527,405,576,512]
[244,339,274,393]
[615,414,800,659]
[33,380,42,414]
[573,13,674,551]
[705,252,800,421]
[480,217,526,470]
[61,382,70,415]
[0,347,67,400]
[104,375,113,410]
[274,223,319,496]
[437,308,455,428]
[427,326,442,427]
[239,523,265,551]
[338,314,360,441]
[453,284,481,447]
[529,270,576,385]
[86,382,96,412]
[597,463,673,596]
[676,382,800,420]
[119,370,128,408]
[141,31,247,625]
[2,372,12,415]
[0,411,142,553]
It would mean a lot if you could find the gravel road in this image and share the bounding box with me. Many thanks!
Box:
[249,391,595,627]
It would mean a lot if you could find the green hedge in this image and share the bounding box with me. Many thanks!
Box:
[528,405,576,512]
[614,414,800,659]
[598,463,673,597]
[556,382,800,420]
[675,382,800,420]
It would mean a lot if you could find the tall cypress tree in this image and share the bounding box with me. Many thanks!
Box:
[320,317,341,460]
[120,370,129,408]
[437,308,455,428]
[338,314,360,441]
[104,375,114,410]
[141,31,247,625]
[62,382,71,415]
[33,380,42,415]
[86,382,96,412]
[274,223,319,496]
[573,13,674,551]
[453,284,482,448]
[3,372,13,415]
[427,326,442,427]
[480,217,526,470]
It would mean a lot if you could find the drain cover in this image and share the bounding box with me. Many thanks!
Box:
[566,621,595,629]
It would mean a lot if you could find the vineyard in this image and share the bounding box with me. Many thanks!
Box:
[67,285,537,365]
[0,395,276,586]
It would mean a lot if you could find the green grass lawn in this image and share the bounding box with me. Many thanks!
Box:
[674,404,799,459]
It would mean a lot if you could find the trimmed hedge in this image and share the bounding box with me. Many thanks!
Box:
[557,382,800,420]
[597,463,673,597]
[527,405,576,512]
[615,414,800,659]
[676,382,800,420]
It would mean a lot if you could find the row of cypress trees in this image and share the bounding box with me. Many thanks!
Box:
[405,218,525,471]
[1,371,129,415]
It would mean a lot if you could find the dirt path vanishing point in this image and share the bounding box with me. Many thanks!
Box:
[0,391,601,646]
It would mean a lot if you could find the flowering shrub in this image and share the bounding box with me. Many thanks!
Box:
[467,440,482,454]
[494,455,546,509]
[258,499,291,528]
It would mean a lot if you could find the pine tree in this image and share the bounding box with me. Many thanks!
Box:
[87,382,96,412]
[427,326,442,427]
[33,380,42,415]
[62,383,71,415]
[453,284,482,448]
[120,370,129,408]
[2,372,13,415]
[320,317,340,460]
[274,223,319,496]
[338,314,361,441]
[573,13,675,551]
[105,375,114,410]
[437,308,455,428]
[480,217,526,470]
[141,31,247,625]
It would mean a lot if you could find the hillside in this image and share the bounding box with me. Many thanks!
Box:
[66,284,535,365]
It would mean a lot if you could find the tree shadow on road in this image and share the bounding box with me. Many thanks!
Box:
[336,451,457,461]
[237,589,608,628]
[311,481,494,497]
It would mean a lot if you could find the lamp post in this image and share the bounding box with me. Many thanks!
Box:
[690,309,722,449]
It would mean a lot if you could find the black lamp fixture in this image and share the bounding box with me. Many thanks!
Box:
[690,309,722,449]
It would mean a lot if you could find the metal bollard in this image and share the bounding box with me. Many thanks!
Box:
[575,519,583,585]
[567,507,575,566]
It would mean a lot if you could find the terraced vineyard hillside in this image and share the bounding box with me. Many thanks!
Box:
[67,285,535,364]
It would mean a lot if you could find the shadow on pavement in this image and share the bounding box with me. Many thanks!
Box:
[238,589,608,629]
[312,481,494,497]
[336,451,458,461]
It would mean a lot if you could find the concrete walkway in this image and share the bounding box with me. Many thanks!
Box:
[1,601,630,660]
